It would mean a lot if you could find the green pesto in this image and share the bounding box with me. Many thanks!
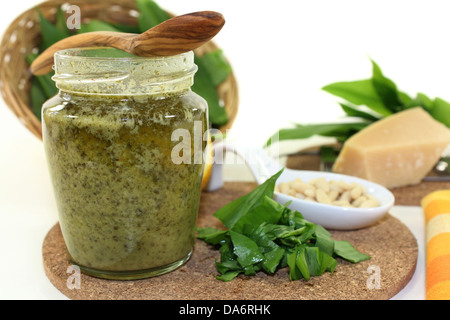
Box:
[42,91,207,277]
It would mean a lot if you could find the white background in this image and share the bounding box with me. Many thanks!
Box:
[0,0,442,299]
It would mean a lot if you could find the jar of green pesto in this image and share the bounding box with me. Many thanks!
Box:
[42,48,208,280]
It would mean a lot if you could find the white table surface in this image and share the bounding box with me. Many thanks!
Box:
[0,0,437,300]
[0,105,425,300]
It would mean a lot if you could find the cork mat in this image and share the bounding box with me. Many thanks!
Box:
[42,182,418,300]
[285,154,450,206]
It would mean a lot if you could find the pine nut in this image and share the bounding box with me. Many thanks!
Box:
[277,177,380,208]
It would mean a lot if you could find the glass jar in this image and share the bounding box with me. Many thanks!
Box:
[42,48,208,280]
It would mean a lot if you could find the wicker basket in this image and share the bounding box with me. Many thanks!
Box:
[0,0,238,140]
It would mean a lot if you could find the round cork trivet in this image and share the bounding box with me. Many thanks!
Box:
[43,182,418,300]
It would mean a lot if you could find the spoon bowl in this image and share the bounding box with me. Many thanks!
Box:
[210,142,395,230]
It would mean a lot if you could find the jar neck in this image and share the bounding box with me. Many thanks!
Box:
[58,88,192,103]
[52,48,197,96]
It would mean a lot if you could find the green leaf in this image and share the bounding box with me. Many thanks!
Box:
[219,237,235,262]
[37,9,70,50]
[241,223,285,274]
[196,227,227,245]
[339,103,380,121]
[266,224,306,240]
[313,224,335,257]
[193,55,229,126]
[429,97,450,128]
[196,50,232,86]
[261,246,285,274]
[287,248,303,280]
[242,224,277,248]
[297,223,316,244]
[30,77,47,120]
[55,7,70,36]
[232,195,284,233]
[110,23,141,34]
[216,259,241,275]
[279,208,308,229]
[26,54,58,98]
[229,230,264,268]
[78,20,122,33]
[244,264,257,276]
[407,93,433,110]
[136,0,170,32]
[265,225,305,247]
[216,270,242,282]
[319,251,338,274]
[334,240,370,263]
[293,122,370,135]
[37,74,59,99]
[397,90,412,106]
[322,79,393,117]
[214,169,283,229]
[295,247,310,280]
[261,217,313,247]
[265,122,370,147]
[305,246,322,277]
[370,59,403,113]
[320,146,339,165]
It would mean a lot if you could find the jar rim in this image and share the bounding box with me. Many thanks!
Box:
[54,47,192,62]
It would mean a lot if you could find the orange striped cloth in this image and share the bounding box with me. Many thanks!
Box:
[421,190,450,300]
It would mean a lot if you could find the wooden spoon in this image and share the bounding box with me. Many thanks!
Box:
[30,11,225,76]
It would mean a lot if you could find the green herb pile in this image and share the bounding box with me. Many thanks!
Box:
[197,170,370,282]
[28,0,232,127]
[265,59,450,148]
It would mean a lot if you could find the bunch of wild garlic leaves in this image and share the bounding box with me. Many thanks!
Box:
[265,59,450,148]
[197,170,370,282]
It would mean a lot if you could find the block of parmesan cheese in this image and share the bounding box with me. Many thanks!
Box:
[332,107,450,188]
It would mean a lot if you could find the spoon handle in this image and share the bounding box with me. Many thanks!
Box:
[30,32,135,76]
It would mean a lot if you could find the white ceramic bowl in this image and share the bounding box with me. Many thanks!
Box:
[274,169,395,230]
